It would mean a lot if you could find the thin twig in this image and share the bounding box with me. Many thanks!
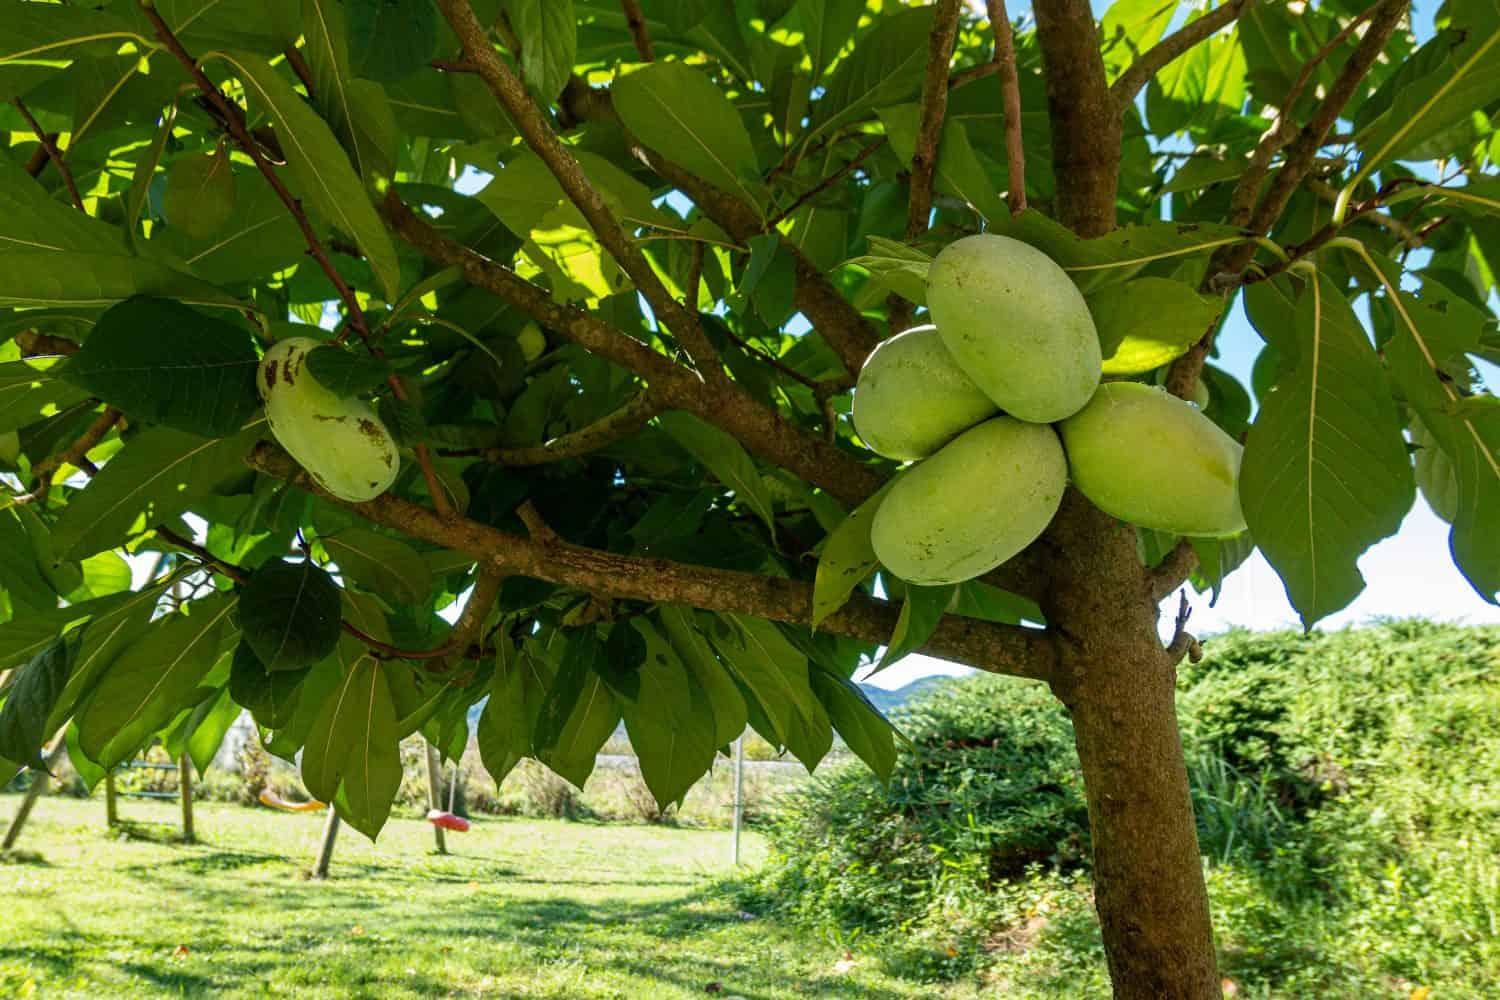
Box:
[32,407,122,480]
[283,47,316,94]
[12,99,84,210]
[138,0,452,519]
[905,0,964,242]
[987,0,1027,214]
[768,138,885,227]
[1112,0,1257,108]
[440,391,664,465]
[620,0,655,61]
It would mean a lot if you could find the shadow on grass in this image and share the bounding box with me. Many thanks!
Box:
[0,849,52,866]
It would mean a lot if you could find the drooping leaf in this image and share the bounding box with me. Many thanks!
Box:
[214,50,402,300]
[613,61,766,211]
[239,559,343,671]
[657,411,777,538]
[303,0,399,179]
[618,619,719,808]
[301,642,402,838]
[1240,273,1414,627]
[0,634,76,767]
[657,604,746,748]
[51,422,266,559]
[808,5,934,145]
[77,592,238,766]
[534,630,621,788]
[880,104,1009,225]
[810,665,896,783]
[876,583,955,671]
[305,345,392,396]
[509,0,576,100]
[346,0,439,82]
[1088,278,1222,374]
[812,482,893,627]
[184,686,241,773]
[796,0,864,82]
[61,296,261,437]
[476,637,550,784]
[229,640,309,729]
[844,236,932,306]
[709,613,831,770]
[321,527,433,605]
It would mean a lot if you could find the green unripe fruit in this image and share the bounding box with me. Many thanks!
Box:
[164,149,236,240]
[0,430,19,465]
[926,234,1102,424]
[257,337,400,502]
[517,322,546,363]
[1060,381,1246,536]
[853,325,998,460]
[872,417,1067,585]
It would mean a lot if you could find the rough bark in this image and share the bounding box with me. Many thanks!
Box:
[1034,3,1222,996]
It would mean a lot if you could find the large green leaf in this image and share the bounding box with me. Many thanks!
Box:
[657,604,746,748]
[0,360,91,435]
[657,411,777,538]
[1089,277,1222,375]
[534,630,621,788]
[476,638,551,785]
[1099,0,1178,82]
[0,251,247,310]
[510,0,576,100]
[796,0,863,82]
[214,50,402,300]
[880,105,1009,225]
[807,5,934,144]
[0,634,75,767]
[810,665,896,783]
[812,482,892,627]
[0,3,143,69]
[61,297,261,437]
[876,583,955,671]
[76,592,238,766]
[618,618,719,808]
[229,640,308,729]
[301,641,402,838]
[0,151,130,254]
[239,559,343,671]
[302,0,397,180]
[346,0,438,82]
[51,422,265,559]
[1240,273,1414,627]
[322,527,432,605]
[184,686,241,773]
[709,613,831,770]
[156,173,307,285]
[613,61,765,211]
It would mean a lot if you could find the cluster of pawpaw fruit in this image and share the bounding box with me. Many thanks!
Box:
[854,235,1245,587]
[258,337,400,503]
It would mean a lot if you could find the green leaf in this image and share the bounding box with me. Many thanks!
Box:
[534,630,621,788]
[510,0,576,100]
[163,150,238,241]
[844,236,932,306]
[710,614,831,770]
[346,0,438,82]
[807,5,934,144]
[657,411,778,538]
[303,0,399,180]
[876,583,955,671]
[1100,0,1178,82]
[51,422,266,559]
[880,105,1009,225]
[229,640,308,729]
[184,686,240,773]
[0,151,129,255]
[0,360,91,435]
[1088,278,1222,375]
[613,61,766,212]
[796,0,863,82]
[125,104,176,240]
[0,250,247,310]
[810,665,896,783]
[1190,532,1255,605]
[156,172,307,285]
[476,638,550,784]
[45,581,176,729]
[619,618,719,808]
[812,482,893,627]
[657,604,746,748]
[1240,273,1415,627]
[0,635,75,767]
[214,50,402,300]
[301,643,402,838]
[0,3,142,69]
[1412,415,1459,523]
[77,593,238,766]
[62,297,261,437]
[322,527,432,605]
[305,344,392,396]
[239,559,343,671]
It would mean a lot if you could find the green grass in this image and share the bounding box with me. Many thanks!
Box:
[0,796,987,999]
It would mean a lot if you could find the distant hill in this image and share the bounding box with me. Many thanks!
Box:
[859,675,954,716]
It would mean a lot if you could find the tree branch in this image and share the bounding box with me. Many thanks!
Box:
[12,99,84,211]
[32,407,120,480]
[433,0,723,381]
[1111,0,1256,108]
[1033,0,1120,236]
[769,138,885,228]
[248,442,1056,682]
[1149,539,1199,602]
[905,0,964,241]
[986,0,1027,214]
[454,390,664,465]
[383,193,886,508]
[620,0,655,61]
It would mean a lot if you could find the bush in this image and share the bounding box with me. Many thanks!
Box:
[745,620,1500,992]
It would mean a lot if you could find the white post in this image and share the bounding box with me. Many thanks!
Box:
[732,734,745,866]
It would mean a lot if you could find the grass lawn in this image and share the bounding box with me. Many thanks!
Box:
[0,796,981,999]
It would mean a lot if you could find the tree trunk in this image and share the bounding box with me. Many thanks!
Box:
[424,740,448,855]
[1042,493,1221,999]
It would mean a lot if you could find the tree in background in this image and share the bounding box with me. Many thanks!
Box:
[0,1,1494,996]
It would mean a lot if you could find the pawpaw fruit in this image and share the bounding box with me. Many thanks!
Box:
[853,325,998,460]
[872,417,1067,585]
[925,234,1101,424]
[1059,381,1246,536]
[164,148,236,240]
[257,337,400,502]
